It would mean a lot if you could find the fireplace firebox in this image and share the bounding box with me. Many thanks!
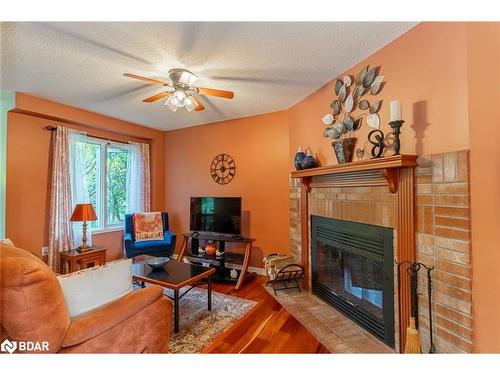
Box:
[311,215,395,348]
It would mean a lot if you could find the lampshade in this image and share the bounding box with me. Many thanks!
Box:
[185,96,196,112]
[165,95,178,112]
[70,203,97,222]
[172,90,187,107]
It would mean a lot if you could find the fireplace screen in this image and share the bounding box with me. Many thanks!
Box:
[311,216,394,347]
[316,241,383,320]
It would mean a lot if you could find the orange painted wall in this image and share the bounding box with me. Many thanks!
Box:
[288,22,469,166]
[467,23,500,353]
[163,111,290,267]
[6,93,165,260]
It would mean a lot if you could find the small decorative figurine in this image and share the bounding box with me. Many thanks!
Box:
[355,141,368,161]
[230,269,238,279]
[368,129,385,158]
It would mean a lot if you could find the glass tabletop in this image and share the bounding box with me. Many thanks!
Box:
[132,256,215,288]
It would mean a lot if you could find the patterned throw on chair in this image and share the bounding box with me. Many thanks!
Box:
[133,212,164,242]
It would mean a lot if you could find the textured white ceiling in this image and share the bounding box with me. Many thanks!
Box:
[0,22,416,130]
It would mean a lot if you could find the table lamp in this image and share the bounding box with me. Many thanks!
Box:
[70,203,97,252]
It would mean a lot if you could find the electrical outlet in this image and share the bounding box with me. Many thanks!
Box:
[41,246,48,256]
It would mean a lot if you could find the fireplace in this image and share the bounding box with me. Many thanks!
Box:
[311,215,395,348]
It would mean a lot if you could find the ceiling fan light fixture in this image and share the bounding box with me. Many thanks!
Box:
[172,90,187,107]
[179,70,198,86]
[185,96,197,112]
[127,68,233,114]
[165,95,178,112]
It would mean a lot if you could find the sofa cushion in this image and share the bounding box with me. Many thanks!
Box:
[61,285,165,347]
[132,239,171,250]
[57,259,133,319]
[133,212,164,242]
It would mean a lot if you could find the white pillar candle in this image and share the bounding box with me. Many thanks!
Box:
[390,100,402,122]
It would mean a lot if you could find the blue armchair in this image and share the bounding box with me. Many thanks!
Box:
[124,212,176,258]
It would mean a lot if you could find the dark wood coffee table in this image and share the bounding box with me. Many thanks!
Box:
[132,257,216,333]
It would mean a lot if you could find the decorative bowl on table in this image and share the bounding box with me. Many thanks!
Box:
[145,256,170,270]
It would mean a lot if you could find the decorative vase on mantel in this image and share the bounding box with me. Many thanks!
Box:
[332,137,357,164]
[293,146,306,170]
[301,150,319,169]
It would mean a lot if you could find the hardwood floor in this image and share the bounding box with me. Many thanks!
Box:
[202,276,329,353]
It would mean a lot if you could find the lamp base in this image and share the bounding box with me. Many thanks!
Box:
[77,220,92,252]
[77,244,93,253]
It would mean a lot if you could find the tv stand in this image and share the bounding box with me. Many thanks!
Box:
[178,232,256,290]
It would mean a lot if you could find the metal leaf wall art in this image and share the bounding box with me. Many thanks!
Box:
[322,65,385,140]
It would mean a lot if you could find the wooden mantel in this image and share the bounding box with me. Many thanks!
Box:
[291,154,418,351]
[291,154,418,193]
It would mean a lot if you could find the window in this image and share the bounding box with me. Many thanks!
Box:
[70,135,133,230]
[106,146,129,225]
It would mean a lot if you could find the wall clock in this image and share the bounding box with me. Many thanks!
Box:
[210,153,236,185]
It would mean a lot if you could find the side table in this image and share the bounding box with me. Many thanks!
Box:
[60,246,107,274]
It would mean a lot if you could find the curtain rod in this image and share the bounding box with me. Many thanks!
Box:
[44,126,144,145]
[11,108,152,143]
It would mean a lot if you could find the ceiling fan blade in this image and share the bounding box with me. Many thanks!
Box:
[192,95,205,111]
[143,91,170,103]
[123,73,169,87]
[195,87,234,99]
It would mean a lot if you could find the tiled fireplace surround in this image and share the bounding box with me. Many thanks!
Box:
[289,150,472,353]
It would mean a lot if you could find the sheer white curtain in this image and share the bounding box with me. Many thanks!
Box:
[69,130,92,247]
[127,142,150,213]
[48,126,74,271]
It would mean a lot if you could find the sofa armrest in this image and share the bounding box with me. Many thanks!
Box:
[164,230,175,245]
[124,232,133,248]
[61,285,167,348]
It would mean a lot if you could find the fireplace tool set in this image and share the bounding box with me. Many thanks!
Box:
[396,260,435,354]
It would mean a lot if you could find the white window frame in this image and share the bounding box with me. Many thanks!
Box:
[72,136,131,232]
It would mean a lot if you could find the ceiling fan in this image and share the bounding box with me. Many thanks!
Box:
[123,68,234,112]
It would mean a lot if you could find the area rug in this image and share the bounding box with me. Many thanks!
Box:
[164,287,257,353]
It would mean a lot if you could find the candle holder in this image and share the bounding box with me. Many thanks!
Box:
[389,120,404,155]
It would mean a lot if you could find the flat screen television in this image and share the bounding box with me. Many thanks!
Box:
[189,197,242,235]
